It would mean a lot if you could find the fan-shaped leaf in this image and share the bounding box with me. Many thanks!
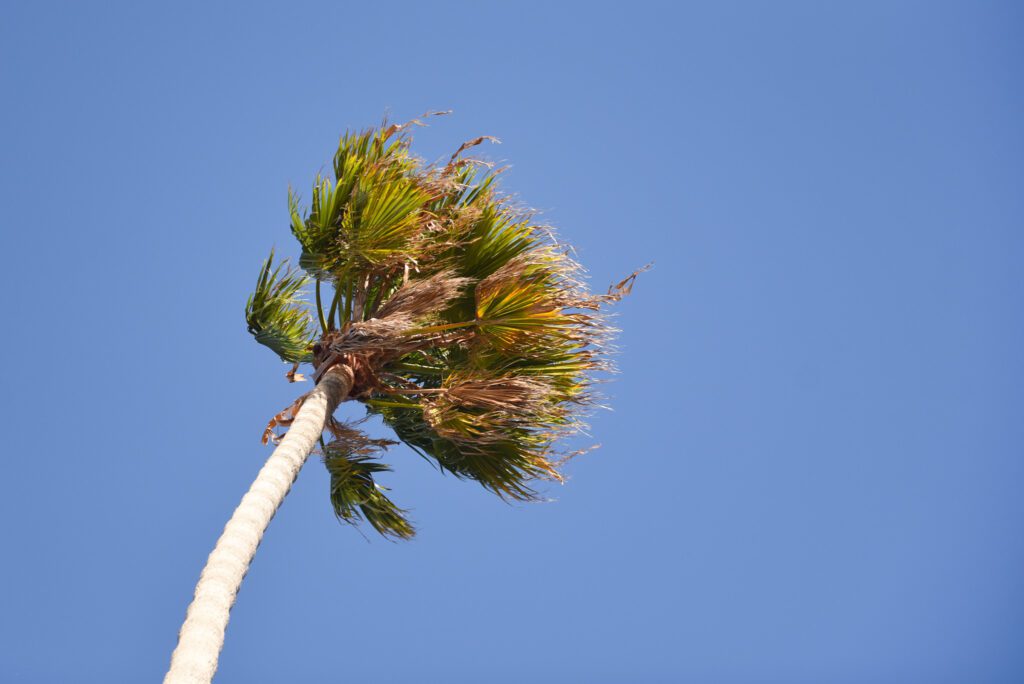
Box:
[245,250,316,363]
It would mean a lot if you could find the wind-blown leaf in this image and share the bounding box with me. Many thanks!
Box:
[322,432,414,540]
[245,250,317,363]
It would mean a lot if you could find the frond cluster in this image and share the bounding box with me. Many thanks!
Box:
[245,251,317,363]
[245,114,635,538]
[322,424,412,540]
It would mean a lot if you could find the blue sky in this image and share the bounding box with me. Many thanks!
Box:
[1,2,1022,682]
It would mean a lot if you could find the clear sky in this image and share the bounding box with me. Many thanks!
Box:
[1,2,1021,682]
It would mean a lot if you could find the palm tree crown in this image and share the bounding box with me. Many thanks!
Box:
[245,114,637,539]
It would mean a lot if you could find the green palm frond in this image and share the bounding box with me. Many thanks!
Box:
[344,170,432,267]
[322,431,413,540]
[291,124,427,283]
[245,250,317,363]
[247,114,639,537]
[369,402,558,501]
[444,182,539,279]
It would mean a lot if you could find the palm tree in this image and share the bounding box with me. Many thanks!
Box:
[164,114,639,684]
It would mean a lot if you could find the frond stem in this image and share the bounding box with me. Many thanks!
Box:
[342,279,354,326]
[402,320,477,336]
[386,362,444,375]
[365,399,420,409]
[315,280,329,332]
[327,286,342,330]
[382,387,444,395]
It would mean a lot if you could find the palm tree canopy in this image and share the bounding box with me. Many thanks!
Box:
[245,114,639,538]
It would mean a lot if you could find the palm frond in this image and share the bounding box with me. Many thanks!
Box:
[345,170,432,268]
[322,427,414,540]
[369,401,560,501]
[245,250,317,363]
[453,204,539,280]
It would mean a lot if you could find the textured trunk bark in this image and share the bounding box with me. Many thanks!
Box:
[164,365,354,684]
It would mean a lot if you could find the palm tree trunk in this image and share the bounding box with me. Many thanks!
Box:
[164,365,354,684]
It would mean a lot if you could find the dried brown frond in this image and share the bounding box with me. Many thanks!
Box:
[598,263,653,303]
[446,135,501,166]
[321,417,398,455]
[443,374,554,413]
[285,362,306,383]
[262,392,309,445]
[374,270,472,322]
